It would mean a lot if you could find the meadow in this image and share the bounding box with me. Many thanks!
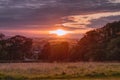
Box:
[0,62,120,80]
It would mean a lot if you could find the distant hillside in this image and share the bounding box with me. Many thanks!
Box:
[71,21,120,61]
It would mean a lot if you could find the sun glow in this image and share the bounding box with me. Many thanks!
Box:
[49,29,70,36]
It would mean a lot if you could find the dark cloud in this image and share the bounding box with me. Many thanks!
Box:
[87,15,120,28]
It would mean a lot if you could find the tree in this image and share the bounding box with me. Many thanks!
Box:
[40,42,51,61]
[0,33,7,60]
[56,42,69,61]
[41,41,70,62]
[71,21,120,62]
[6,35,32,60]
[107,37,120,61]
[0,33,5,40]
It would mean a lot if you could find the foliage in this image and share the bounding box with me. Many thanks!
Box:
[0,35,33,61]
[71,21,120,61]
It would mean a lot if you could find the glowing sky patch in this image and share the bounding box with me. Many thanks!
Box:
[49,29,72,36]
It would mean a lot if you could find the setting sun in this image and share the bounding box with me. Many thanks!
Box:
[49,29,69,36]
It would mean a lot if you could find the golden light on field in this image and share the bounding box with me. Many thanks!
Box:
[49,29,70,36]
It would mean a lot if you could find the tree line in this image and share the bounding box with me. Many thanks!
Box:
[0,21,120,62]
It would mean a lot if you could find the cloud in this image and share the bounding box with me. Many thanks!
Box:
[108,0,120,3]
[0,0,57,9]
[61,11,120,34]
[0,0,119,37]
[88,15,120,28]
[62,11,120,28]
[0,0,119,26]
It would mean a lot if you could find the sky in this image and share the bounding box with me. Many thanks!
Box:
[0,0,120,38]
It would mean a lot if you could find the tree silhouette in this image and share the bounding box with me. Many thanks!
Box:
[7,35,32,60]
[0,33,7,60]
[40,42,51,61]
[72,21,120,61]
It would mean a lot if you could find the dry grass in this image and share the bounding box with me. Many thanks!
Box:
[0,62,120,80]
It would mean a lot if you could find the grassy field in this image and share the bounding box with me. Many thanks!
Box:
[0,62,120,80]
